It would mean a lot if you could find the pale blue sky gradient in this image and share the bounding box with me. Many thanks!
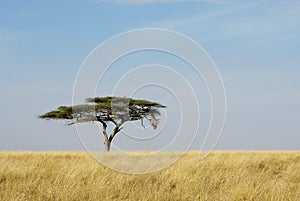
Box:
[0,0,299,150]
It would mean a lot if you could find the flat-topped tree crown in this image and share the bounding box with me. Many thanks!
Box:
[39,96,166,151]
[85,96,165,107]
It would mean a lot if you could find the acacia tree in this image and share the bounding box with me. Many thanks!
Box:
[39,96,166,151]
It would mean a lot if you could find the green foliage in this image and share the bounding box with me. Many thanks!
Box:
[39,96,166,128]
[39,106,73,120]
[86,96,166,108]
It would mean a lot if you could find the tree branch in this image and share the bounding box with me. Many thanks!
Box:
[107,114,117,126]
[141,118,145,129]
[109,124,124,143]
[96,115,107,127]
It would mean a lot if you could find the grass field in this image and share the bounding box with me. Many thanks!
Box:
[0,151,299,201]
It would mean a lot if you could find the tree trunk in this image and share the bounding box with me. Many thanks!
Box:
[98,118,110,152]
[104,138,111,152]
[97,117,123,152]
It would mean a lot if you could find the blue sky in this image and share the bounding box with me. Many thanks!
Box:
[0,0,299,151]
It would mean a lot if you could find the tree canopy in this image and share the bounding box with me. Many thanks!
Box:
[39,96,166,151]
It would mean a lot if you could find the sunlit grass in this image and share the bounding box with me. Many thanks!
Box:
[0,151,299,200]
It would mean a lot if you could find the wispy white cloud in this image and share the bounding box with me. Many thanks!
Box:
[149,1,300,47]
[95,0,232,5]
[150,8,233,29]
[149,1,251,29]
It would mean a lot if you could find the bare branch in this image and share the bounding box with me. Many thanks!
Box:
[140,118,145,129]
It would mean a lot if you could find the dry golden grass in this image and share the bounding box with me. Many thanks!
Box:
[0,151,299,201]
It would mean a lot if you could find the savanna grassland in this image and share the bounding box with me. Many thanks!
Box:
[0,151,299,201]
